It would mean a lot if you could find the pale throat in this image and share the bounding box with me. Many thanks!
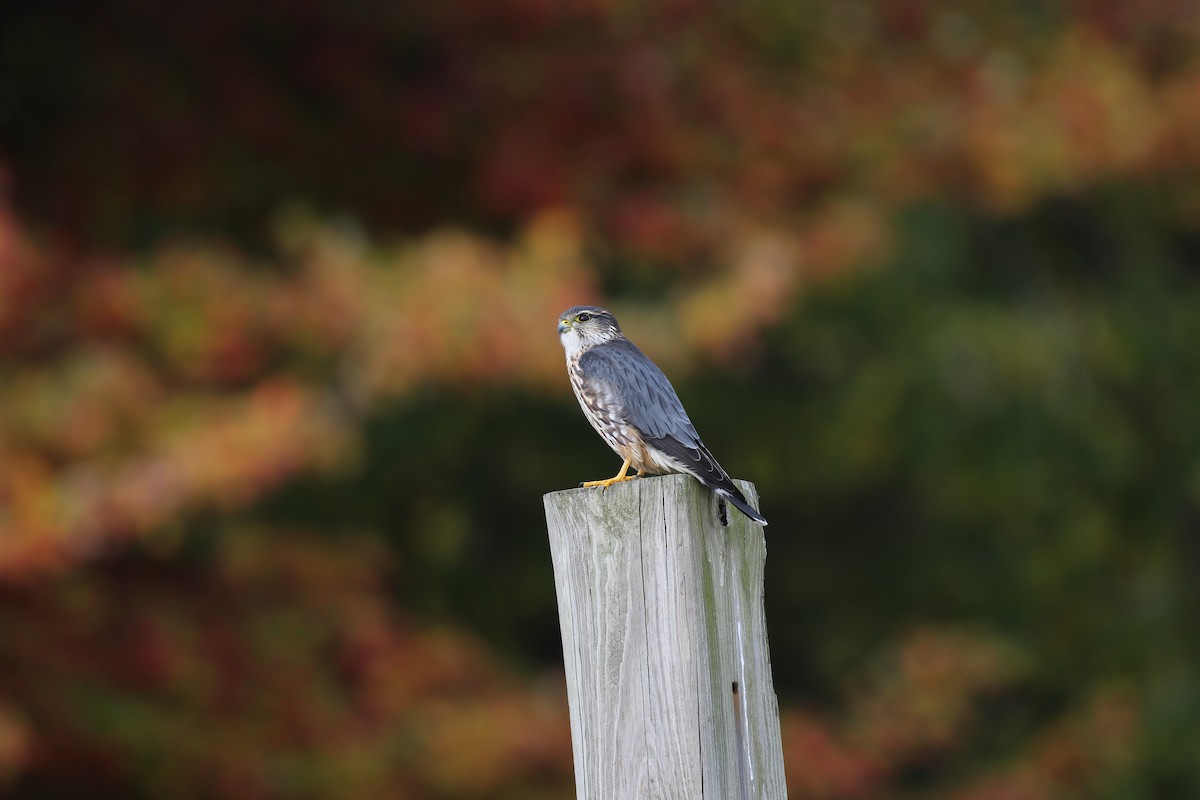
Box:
[560,329,608,360]
[560,332,584,360]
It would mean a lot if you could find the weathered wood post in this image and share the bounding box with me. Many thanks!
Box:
[544,473,787,799]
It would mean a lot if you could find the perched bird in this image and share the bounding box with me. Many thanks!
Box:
[557,305,767,526]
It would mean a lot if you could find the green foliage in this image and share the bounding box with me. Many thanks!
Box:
[754,196,1200,795]
[757,196,1200,666]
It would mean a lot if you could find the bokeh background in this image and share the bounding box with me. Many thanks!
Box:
[2,1,1200,797]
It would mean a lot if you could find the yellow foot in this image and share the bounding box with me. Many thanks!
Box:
[581,474,637,489]
[580,457,635,490]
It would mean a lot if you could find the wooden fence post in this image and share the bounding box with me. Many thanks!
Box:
[544,474,787,799]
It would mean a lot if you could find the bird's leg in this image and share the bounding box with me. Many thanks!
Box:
[581,457,636,489]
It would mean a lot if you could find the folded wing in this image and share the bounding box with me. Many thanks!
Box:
[578,341,767,525]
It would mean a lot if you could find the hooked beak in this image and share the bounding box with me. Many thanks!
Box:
[557,318,570,334]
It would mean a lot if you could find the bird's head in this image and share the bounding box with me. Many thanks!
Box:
[557,306,623,356]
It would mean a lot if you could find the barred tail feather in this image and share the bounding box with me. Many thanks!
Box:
[645,433,768,526]
[714,486,768,526]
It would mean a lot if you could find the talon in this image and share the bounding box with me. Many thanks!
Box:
[581,475,637,490]
[581,457,635,490]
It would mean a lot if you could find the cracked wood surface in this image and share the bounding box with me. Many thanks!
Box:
[544,474,787,800]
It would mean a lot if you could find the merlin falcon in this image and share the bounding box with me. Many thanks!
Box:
[557,305,767,526]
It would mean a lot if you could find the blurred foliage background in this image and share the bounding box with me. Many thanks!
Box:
[1,1,1199,797]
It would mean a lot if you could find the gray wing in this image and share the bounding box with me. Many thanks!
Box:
[578,340,767,526]
[578,340,729,481]
[578,340,699,443]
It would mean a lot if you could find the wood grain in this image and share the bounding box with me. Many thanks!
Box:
[544,474,787,799]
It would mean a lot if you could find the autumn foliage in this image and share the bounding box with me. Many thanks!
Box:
[2,1,1199,797]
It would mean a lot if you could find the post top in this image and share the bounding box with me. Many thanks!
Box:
[543,474,762,532]
[542,472,700,502]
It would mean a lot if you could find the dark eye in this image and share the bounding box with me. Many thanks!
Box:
[577,313,591,322]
